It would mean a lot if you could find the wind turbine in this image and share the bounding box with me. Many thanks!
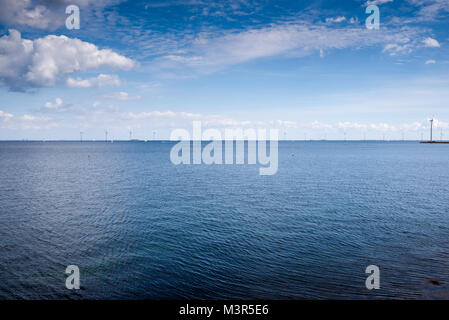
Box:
[429,118,434,142]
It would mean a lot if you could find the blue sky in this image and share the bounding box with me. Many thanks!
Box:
[0,0,448,140]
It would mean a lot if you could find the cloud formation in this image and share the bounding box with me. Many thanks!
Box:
[325,16,346,23]
[0,110,14,121]
[103,92,141,101]
[44,97,63,109]
[423,37,440,47]
[0,0,63,30]
[382,43,412,55]
[0,29,134,91]
[66,74,121,88]
[156,22,426,75]
[407,0,449,21]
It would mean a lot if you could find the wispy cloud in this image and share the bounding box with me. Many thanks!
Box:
[365,0,394,6]
[403,0,449,22]
[383,43,412,56]
[152,22,425,75]
[103,91,141,101]
[66,74,121,88]
[325,16,346,23]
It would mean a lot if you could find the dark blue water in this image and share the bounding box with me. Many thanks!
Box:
[0,141,448,299]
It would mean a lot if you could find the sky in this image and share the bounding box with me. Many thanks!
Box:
[0,0,448,140]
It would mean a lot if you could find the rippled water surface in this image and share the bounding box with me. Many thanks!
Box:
[0,141,448,299]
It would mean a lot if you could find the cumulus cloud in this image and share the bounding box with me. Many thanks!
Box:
[0,0,62,30]
[0,110,14,121]
[103,91,141,101]
[44,97,63,109]
[66,74,121,88]
[425,59,436,64]
[423,37,440,47]
[0,29,134,90]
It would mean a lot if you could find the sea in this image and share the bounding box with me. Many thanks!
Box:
[0,141,448,299]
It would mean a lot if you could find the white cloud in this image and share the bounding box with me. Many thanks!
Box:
[338,122,368,129]
[425,59,436,64]
[0,29,134,90]
[44,97,63,109]
[103,91,141,101]
[0,0,62,30]
[382,43,412,56]
[325,16,346,23]
[0,110,14,121]
[423,37,440,48]
[121,110,258,128]
[406,0,449,21]
[66,74,121,88]
[7,113,56,130]
[21,114,52,122]
[157,23,423,73]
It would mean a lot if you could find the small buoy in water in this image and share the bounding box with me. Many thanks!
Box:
[292,153,295,158]
[428,280,441,286]
[88,155,91,160]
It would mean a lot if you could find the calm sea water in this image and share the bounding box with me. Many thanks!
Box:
[0,141,448,299]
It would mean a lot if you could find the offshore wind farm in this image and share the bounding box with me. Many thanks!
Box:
[421,119,449,143]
